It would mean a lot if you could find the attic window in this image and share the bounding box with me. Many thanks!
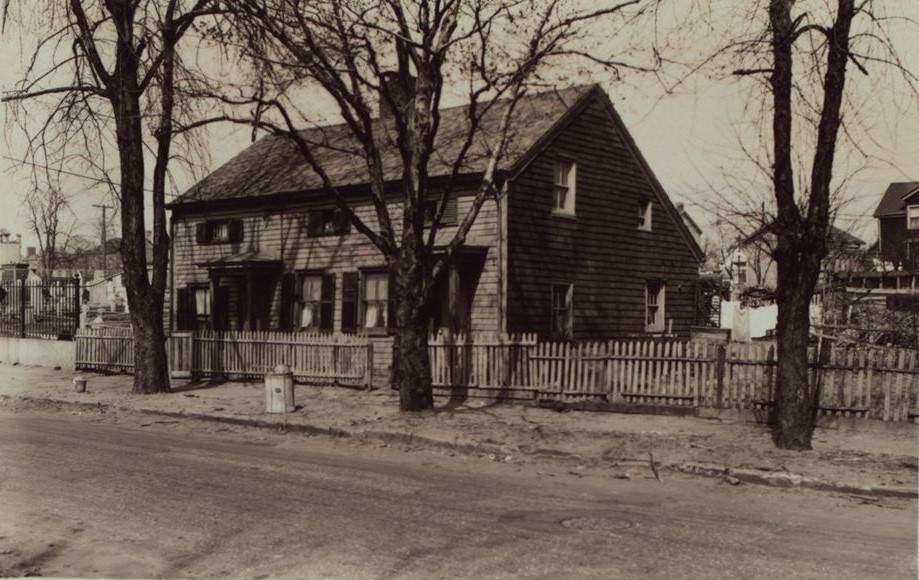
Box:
[553,159,576,215]
[908,206,919,230]
[638,200,652,231]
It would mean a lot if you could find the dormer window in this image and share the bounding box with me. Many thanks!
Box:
[908,206,919,230]
[553,159,576,215]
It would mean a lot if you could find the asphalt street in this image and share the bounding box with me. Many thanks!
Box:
[0,408,915,579]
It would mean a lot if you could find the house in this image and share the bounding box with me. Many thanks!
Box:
[728,223,865,297]
[166,84,703,341]
[873,181,919,269]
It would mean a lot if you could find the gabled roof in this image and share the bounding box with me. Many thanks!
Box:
[171,85,596,206]
[742,222,864,249]
[873,181,919,218]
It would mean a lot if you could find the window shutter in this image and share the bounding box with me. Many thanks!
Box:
[334,209,351,234]
[341,271,359,333]
[195,223,209,244]
[176,287,193,330]
[229,219,244,243]
[307,210,322,237]
[320,273,336,332]
[387,271,397,329]
[443,195,458,225]
[279,273,296,331]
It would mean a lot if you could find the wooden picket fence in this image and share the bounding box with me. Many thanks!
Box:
[75,326,135,371]
[76,328,373,387]
[429,335,919,422]
[74,327,919,422]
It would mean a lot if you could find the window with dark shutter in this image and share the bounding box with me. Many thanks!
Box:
[176,287,193,330]
[387,272,396,329]
[424,194,458,227]
[341,272,359,333]
[307,209,351,237]
[279,273,297,331]
[320,273,335,332]
[228,219,244,243]
[195,223,209,244]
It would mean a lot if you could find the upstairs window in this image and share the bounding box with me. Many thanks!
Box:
[645,280,666,333]
[307,208,351,237]
[553,159,576,215]
[908,206,919,230]
[550,283,573,339]
[638,199,652,231]
[424,194,458,227]
[195,219,243,244]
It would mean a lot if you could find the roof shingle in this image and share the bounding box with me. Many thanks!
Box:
[172,85,596,205]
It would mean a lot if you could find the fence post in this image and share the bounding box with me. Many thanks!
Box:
[72,277,81,335]
[19,276,26,338]
[715,343,726,408]
[169,331,193,379]
[365,341,374,390]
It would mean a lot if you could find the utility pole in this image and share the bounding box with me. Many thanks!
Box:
[93,204,112,277]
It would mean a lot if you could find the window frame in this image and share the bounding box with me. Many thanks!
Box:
[638,199,652,231]
[552,158,577,216]
[907,206,919,230]
[307,207,351,237]
[645,280,666,333]
[361,269,390,332]
[550,282,574,340]
[296,273,325,331]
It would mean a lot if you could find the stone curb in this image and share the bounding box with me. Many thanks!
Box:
[667,462,917,499]
[4,393,915,500]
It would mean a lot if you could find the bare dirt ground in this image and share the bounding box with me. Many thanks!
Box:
[0,363,916,492]
[0,404,915,579]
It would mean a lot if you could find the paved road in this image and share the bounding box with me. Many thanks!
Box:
[0,408,915,579]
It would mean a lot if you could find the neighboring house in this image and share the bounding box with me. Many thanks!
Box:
[166,84,703,340]
[729,223,865,296]
[675,203,704,251]
[873,181,919,270]
[0,230,22,266]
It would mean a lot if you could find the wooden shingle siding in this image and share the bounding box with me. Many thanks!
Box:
[506,94,700,339]
[169,191,501,334]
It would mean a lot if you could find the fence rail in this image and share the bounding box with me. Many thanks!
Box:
[0,278,80,339]
[74,328,919,422]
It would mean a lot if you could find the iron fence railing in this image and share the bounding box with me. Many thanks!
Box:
[0,278,81,340]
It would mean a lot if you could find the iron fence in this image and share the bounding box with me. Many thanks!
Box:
[0,278,81,340]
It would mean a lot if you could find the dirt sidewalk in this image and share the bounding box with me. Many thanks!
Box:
[1,363,916,495]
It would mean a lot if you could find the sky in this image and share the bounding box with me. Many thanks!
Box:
[1,1,917,251]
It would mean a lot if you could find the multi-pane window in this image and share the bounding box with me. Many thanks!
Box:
[638,200,652,231]
[553,160,576,214]
[195,219,243,244]
[299,275,323,329]
[363,272,389,329]
[551,283,573,339]
[194,287,210,328]
[645,281,666,333]
[908,206,919,230]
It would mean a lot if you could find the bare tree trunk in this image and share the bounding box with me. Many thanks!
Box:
[773,249,821,448]
[110,0,170,394]
[392,251,435,412]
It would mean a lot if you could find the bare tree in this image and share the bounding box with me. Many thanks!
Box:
[697,0,918,448]
[24,182,74,276]
[3,0,222,393]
